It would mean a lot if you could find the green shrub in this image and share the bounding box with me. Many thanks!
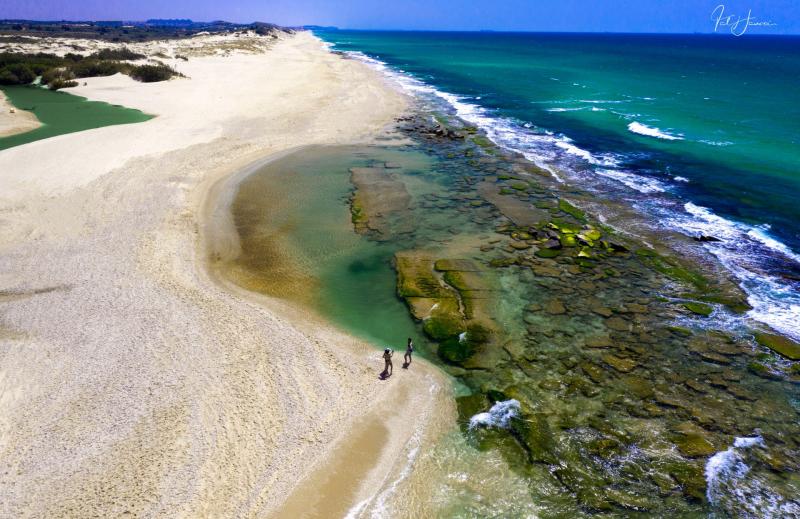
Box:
[0,63,35,84]
[91,47,146,61]
[69,60,124,78]
[48,78,79,90]
[129,63,179,82]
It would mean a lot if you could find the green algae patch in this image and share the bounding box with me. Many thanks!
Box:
[755,332,800,360]
[423,298,465,340]
[558,199,587,221]
[434,259,483,272]
[395,252,447,298]
[682,302,713,316]
[635,248,708,289]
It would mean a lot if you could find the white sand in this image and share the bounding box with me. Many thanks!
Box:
[0,31,453,517]
[0,90,40,138]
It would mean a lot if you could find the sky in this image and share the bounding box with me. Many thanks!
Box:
[1,0,798,34]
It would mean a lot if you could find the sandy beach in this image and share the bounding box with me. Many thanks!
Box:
[0,90,40,137]
[0,31,453,518]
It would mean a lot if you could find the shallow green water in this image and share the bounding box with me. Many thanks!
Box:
[0,85,151,151]
[226,146,430,351]
[222,132,800,516]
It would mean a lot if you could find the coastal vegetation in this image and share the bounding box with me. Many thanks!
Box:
[0,49,181,89]
[0,19,289,42]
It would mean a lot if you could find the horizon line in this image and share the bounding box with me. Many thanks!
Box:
[1,19,797,36]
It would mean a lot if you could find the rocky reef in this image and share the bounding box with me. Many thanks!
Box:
[335,112,800,515]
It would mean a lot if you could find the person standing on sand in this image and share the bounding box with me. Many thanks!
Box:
[383,348,394,376]
[404,338,414,367]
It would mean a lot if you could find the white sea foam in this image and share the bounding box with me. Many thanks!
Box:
[674,176,689,183]
[705,435,800,517]
[627,121,684,141]
[341,50,629,183]
[700,139,734,146]
[663,202,800,341]
[705,435,764,503]
[595,168,667,194]
[546,107,586,112]
[469,399,520,430]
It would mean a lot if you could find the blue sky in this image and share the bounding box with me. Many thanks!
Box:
[1,0,798,34]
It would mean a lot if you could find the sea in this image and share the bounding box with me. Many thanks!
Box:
[316,30,800,344]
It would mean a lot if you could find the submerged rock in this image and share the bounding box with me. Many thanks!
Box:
[544,299,567,315]
[754,332,800,360]
[673,422,716,458]
[602,354,638,373]
[682,302,713,317]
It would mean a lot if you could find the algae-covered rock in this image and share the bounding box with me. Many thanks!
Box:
[584,335,613,348]
[682,302,713,316]
[755,332,800,360]
[622,376,654,398]
[434,258,482,272]
[605,316,630,332]
[667,461,706,502]
[544,299,566,315]
[438,321,492,365]
[489,256,518,268]
[535,248,560,259]
[602,354,637,373]
[605,488,653,511]
[513,413,557,464]
[550,219,583,234]
[404,297,439,320]
[438,335,473,364]
[581,362,604,384]
[748,361,782,380]
[456,393,488,424]
[673,422,716,458]
[395,252,446,298]
[578,229,602,243]
[558,199,587,221]
[423,298,464,340]
[560,234,578,248]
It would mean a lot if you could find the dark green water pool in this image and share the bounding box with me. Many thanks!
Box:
[0,85,151,151]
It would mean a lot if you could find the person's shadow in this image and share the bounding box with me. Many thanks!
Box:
[402,362,410,369]
[379,370,392,380]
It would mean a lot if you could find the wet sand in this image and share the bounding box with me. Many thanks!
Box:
[0,89,40,137]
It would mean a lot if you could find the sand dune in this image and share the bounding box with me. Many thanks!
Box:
[0,31,452,517]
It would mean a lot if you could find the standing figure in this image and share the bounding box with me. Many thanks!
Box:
[403,338,414,367]
[383,348,394,376]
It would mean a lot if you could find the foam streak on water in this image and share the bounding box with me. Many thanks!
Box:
[627,121,684,140]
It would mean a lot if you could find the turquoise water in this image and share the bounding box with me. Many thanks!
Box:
[317,30,800,342]
[0,85,151,151]
[224,146,431,351]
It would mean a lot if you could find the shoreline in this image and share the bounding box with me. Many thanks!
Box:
[0,89,41,137]
[0,30,454,517]
[200,144,457,517]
